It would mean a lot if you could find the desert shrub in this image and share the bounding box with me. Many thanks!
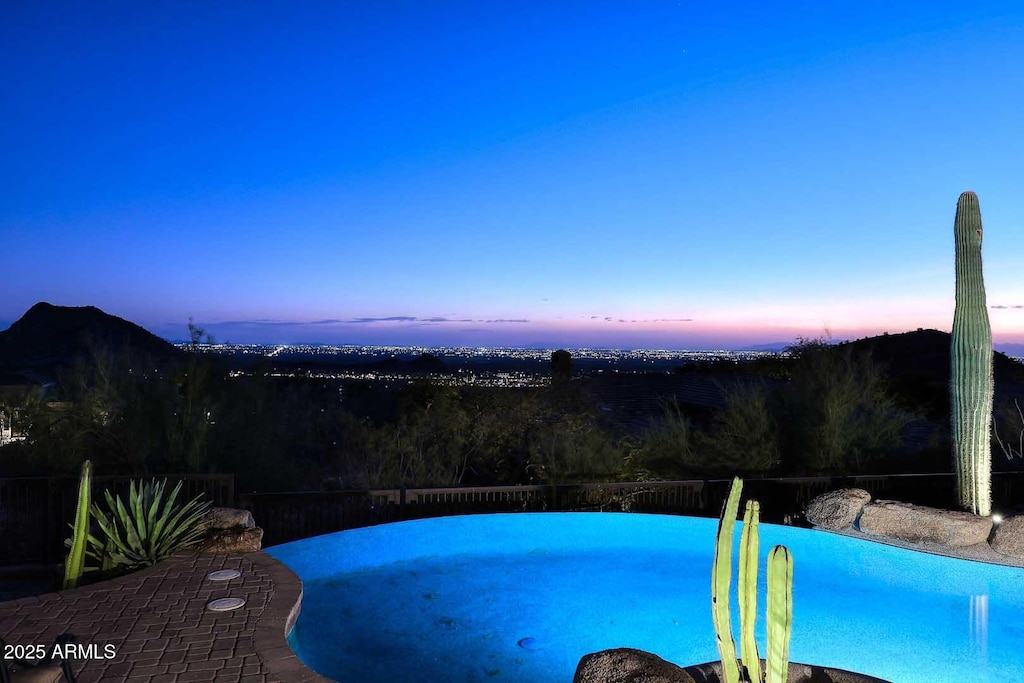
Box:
[349,382,484,488]
[636,397,704,476]
[527,413,625,483]
[700,381,781,474]
[774,339,908,474]
[993,398,1024,461]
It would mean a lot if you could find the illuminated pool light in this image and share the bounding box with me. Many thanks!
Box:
[267,513,1024,683]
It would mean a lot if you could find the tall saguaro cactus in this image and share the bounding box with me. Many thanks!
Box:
[950,191,993,517]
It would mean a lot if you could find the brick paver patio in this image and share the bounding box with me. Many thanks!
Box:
[0,553,334,682]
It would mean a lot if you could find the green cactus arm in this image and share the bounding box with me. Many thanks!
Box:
[738,500,762,683]
[712,477,743,683]
[765,545,794,683]
[950,190,993,517]
[62,460,92,590]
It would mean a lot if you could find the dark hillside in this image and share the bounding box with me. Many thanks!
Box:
[0,302,185,378]
[840,329,1024,421]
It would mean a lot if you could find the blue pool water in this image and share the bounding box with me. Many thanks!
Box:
[267,513,1024,683]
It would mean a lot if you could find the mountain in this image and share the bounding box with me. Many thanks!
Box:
[734,341,794,352]
[840,328,1024,421]
[0,302,185,379]
[842,328,1024,379]
[997,342,1024,357]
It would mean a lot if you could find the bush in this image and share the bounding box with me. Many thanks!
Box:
[993,398,1024,462]
[636,397,703,476]
[774,339,908,474]
[84,478,210,573]
[700,381,781,474]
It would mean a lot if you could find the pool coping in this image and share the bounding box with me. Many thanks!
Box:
[818,525,1024,569]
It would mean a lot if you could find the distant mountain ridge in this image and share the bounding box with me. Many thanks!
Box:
[1,303,1023,375]
[997,342,1024,357]
[0,302,184,379]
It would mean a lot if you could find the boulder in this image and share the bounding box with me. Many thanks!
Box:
[681,661,891,683]
[573,648,695,683]
[805,489,872,530]
[990,515,1024,559]
[196,527,264,554]
[203,507,255,530]
[573,649,891,683]
[857,500,992,547]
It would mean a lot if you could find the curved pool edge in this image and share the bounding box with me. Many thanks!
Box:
[250,552,338,683]
[265,512,1024,683]
[819,524,1024,569]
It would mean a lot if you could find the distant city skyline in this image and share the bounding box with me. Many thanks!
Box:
[3,3,1023,350]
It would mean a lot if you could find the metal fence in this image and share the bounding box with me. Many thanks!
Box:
[5,472,1022,565]
[0,474,235,566]
[239,472,1024,548]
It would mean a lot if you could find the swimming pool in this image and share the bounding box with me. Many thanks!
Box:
[267,513,1024,682]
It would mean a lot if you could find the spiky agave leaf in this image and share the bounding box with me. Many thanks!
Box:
[149,480,183,544]
[129,479,147,544]
[114,493,144,558]
[89,499,141,566]
[151,493,210,556]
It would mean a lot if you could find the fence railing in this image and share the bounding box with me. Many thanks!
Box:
[239,472,1024,548]
[0,474,235,566]
[5,471,1023,566]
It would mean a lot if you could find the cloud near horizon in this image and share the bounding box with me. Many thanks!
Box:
[188,316,532,328]
[589,317,692,325]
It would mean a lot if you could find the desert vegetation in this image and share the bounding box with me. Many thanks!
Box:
[6,330,1020,493]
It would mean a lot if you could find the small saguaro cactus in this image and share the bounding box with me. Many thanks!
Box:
[63,459,92,590]
[711,477,794,683]
[950,191,993,517]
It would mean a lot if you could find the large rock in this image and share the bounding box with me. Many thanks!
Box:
[990,515,1024,559]
[196,527,264,553]
[573,649,891,683]
[574,648,694,683]
[857,500,993,547]
[203,507,255,530]
[196,507,262,553]
[805,489,872,530]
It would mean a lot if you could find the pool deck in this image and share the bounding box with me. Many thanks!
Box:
[0,552,334,683]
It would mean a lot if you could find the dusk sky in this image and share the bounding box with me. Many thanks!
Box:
[3,2,1023,350]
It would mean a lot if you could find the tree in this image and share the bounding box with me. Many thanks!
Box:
[187,317,215,353]
[551,350,572,380]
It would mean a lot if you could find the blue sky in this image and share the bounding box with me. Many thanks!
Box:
[2,1,1023,349]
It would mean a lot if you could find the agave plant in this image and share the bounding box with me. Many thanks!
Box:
[85,478,211,571]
